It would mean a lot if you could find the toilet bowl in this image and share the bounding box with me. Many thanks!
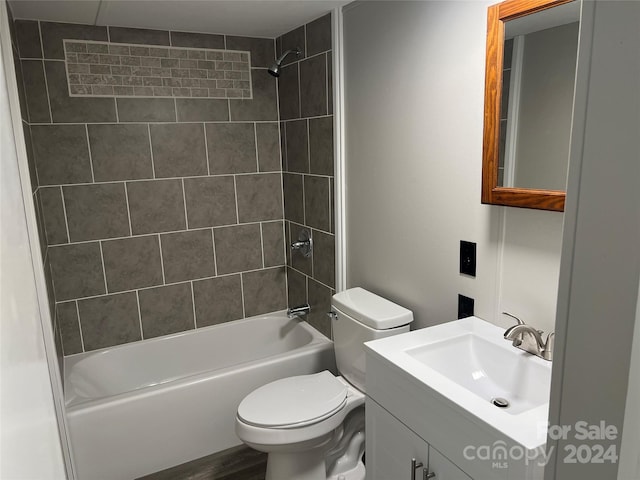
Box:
[235,288,413,480]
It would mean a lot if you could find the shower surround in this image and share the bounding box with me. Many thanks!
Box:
[12,15,335,361]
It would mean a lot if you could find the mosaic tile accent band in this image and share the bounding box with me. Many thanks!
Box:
[63,40,252,99]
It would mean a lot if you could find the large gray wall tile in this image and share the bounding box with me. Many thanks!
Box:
[278,64,300,120]
[193,275,243,327]
[160,229,215,283]
[300,54,327,118]
[206,123,256,174]
[88,124,153,181]
[63,183,130,242]
[176,99,229,122]
[78,292,141,350]
[287,267,307,307]
[283,174,304,224]
[138,283,194,338]
[235,173,283,223]
[57,302,82,355]
[305,14,332,56]
[41,22,108,59]
[214,224,262,275]
[31,124,92,186]
[15,20,42,58]
[312,229,335,288]
[262,221,285,267]
[242,267,287,317]
[150,123,207,178]
[289,223,312,276]
[309,116,334,176]
[116,98,176,122]
[108,26,169,45]
[278,26,306,64]
[49,242,105,301]
[39,187,68,244]
[284,119,308,173]
[307,278,332,338]
[170,31,224,49]
[21,60,50,123]
[229,69,278,121]
[303,176,330,232]
[127,179,186,234]
[226,36,275,68]
[184,176,237,228]
[45,61,117,123]
[102,235,163,292]
[256,123,281,172]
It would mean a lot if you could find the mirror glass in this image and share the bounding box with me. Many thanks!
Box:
[497,2,580,190]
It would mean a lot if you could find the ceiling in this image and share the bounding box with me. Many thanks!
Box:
[8,0,351,38]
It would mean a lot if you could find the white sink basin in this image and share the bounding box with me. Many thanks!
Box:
[365,316,552,450]
[405,332,551,415]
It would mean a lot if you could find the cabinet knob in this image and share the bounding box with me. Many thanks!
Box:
[411,458,424,480]
[423,467,436,479]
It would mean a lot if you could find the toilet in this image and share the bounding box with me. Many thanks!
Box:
[235,287,413,480]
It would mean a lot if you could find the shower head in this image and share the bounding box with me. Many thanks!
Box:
[268,47,301,77]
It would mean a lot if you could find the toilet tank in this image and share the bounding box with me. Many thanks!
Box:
[331,288,413,392]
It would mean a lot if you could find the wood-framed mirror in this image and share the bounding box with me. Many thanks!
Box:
[481,0,580,211]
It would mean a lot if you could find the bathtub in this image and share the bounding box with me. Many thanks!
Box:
[64,311,336,479]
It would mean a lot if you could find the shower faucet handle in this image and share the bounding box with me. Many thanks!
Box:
[291,229,312,258]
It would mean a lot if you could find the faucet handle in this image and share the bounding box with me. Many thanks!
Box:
[502,312,525,325]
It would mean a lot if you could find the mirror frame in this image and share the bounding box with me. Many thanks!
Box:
[482,0,574,212]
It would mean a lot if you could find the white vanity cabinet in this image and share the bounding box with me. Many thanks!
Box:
[366,398,472,480]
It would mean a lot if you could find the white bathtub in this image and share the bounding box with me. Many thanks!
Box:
[64,311,336,479]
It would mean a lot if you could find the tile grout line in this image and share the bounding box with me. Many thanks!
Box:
[59,186,72,243]
[297,62,302,118]
[123,183,133,236]
[190,281,198,329]
[232,175,240,224]
[84,125,96,182]
[259,223,265,269]
[98,240,109,294]
[157,234,167,284]
[53,265,288,305]
[239,272,246,318]
[28,119,315,126]
[306,118,311,173]
[135,290,144,340]
[75,300,86,353]
[210,228,218,276]
[147,124,156,178]
[45,217,294,249]
[39,169,303,189]
[203,123,211,175]
[181,178,189,229]
[37,21,54,124]
[253,122,259,172]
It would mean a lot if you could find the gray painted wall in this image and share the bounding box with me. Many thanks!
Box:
[343,0,563,333]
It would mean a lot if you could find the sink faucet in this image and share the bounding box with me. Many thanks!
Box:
[503,312,554,361]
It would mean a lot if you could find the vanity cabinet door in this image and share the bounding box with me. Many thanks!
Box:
[366,398,429,480]
[427,446,473,480]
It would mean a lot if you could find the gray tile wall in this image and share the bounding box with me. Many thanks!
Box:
[14,19,290,355]
[277,14,335,338]
[8,6,64,373]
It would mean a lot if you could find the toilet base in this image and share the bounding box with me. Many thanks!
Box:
[265,448,327,480]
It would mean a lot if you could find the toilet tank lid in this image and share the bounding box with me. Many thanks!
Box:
[332,287,413,329]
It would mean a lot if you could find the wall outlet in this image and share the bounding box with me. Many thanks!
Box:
[460,240,477,277]
[458,295,475,319]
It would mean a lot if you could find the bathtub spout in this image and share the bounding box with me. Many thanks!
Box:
[287,304,310,318]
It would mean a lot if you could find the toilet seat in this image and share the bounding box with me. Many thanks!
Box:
[238,371,348,429]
